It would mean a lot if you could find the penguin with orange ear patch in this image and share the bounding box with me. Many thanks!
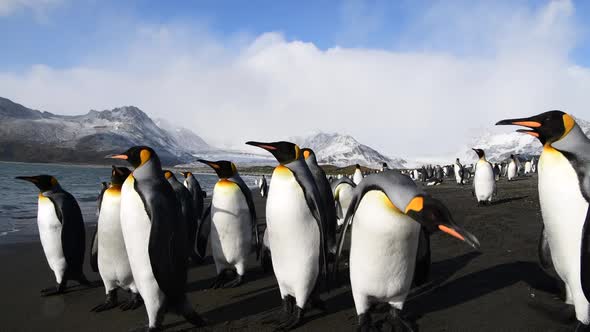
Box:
[497,111,590,330]
[333,170,480,331]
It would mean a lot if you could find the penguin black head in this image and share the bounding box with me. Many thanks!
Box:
[163,170,178,181]
[472,148,485,159]
[355,164,361,169]
[496,111,576,145]
[108,146,156,168]
[245,141,301,165]
[405,195,480,250]
[181,171,192,179]
[198,160,237,179]
[15,175,59,192]
[111,166,131,185]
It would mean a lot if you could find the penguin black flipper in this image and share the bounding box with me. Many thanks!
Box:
[90,227,99,272]
[46,190,86,274]
[538,224,553,270]
[196,204,212,259]
[581,207,590,301]
[413,227,431,287]
[136,180,188,303]
[289,162,329,286]
[228,176,260,257]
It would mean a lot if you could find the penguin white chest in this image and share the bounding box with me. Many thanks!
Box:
[353,170,363,185]
[37,196,67,282]
[508,161,517,179]
[474,160,495,201]
[539,148,589,287]
[349,190,420,314]
[210,180,252,269]
[335,183,354,225]
[266,166,320,303]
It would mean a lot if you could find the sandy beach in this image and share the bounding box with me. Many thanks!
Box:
[0,176,577,331]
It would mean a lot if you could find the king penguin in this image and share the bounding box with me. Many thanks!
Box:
[259,175,268,198]
[180,171,204,262]
[90,166,143,312]
[497,111,590,330]
[454,158,465,185]
[246,141,329,330]
[109,146,205,331]
[302,148,337,253]
[331,177,356,227]
[164,170,199,265]
[507,154,518,181]
[333,171,480,330]
[196,160,259,288]
[16,175,91,296]
[353,164,363,185]
[472,148,496,205]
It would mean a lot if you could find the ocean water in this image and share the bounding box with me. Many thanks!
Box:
[0,161,257,243]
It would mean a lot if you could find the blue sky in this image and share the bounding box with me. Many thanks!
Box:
[0,0,589,159]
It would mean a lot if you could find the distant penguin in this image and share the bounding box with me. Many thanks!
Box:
[90,166,142,312]
[246,141,329,330]
[380,162,389,172]
[181,171,205,262]
[493,163,501,181]
[196,160,259,288]
[472,149,496,205]
[353,164,363,185]
[331,177,356,226]
[16,175,91,296]
[302,148,337,252]
[165,170,199,264]
[454,158,464,185]
[507,155,518,181]
[259,175,268,198]
[524,160,532,175]
[531,156,538,173]
[109,147,205,330]
[497,111,590,329]
[333,171,480,330]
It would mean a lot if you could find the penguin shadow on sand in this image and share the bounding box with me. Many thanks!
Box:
[489,195,528,206]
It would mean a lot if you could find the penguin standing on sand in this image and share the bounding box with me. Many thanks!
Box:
[507,154,518,181]
[164,171,199,264]
[454,158,465,185]
[333,171,480,330]
[109,146,205,330]
[493,163,501,181]
[331,177,356,227]
[497,111,590,330]
[246,141,329,330]
[180,171,204,262]
[302,148,337,252]
[16,175,91,296]
[90,166,142,312]
[259,175,268,198]
[196,160,259,288]
[353,164,363,185]
[525,160,533,175]
[472,149,496,205]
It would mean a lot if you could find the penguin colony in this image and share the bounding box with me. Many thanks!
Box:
[14,110,590,331]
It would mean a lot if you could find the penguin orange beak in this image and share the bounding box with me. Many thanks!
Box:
[245,141,278,151]
[15,176,38,183]
[495,117,542,138]
[106,154,128,160]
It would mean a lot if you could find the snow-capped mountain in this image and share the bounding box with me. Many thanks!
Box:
[155,118,210,153]
[455,116,590,163]
[0,97,194,164]
[292,132,406,168]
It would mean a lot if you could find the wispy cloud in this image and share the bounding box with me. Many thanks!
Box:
[0,0,587,158]
[0,0,63,19]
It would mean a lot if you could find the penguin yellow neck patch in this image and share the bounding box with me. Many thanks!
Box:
[140,149,151,166]
[561,114,575,139]
[405,196,424,214]
[274,165,292,177]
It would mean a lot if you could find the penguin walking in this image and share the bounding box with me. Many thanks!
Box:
[497,111,590,330]
[333,171,480,330]
[302,148,337,252]
[331,177,356,227]
[16,175,92,296]
[472,149,496,205]
[196,160,259,288]
[246,141,329,330]
[90,166,142,312]
[109,147,205,330]
[181,171,205,262]
[353,164,363,185]
[259,175,268,198]
[507,154,518,181]
[454,158,465,185]
[164,171,199,265]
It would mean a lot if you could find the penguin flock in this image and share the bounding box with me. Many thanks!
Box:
[14,109,590,331]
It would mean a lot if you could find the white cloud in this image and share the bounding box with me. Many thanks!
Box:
[0,0,63,17]
[0,0,588,159]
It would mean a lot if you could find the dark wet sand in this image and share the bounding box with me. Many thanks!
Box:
[0,175,578,331]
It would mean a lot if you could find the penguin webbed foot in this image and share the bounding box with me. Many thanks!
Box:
[222,274,243,288]
[575,321,590,332]
[40,281,67,297]
[120,292,143,311]
[275,305,303,331]
[91,290,118,312]
[211,269,235,289]
[358,313,376,332]
[385,308,415,332]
